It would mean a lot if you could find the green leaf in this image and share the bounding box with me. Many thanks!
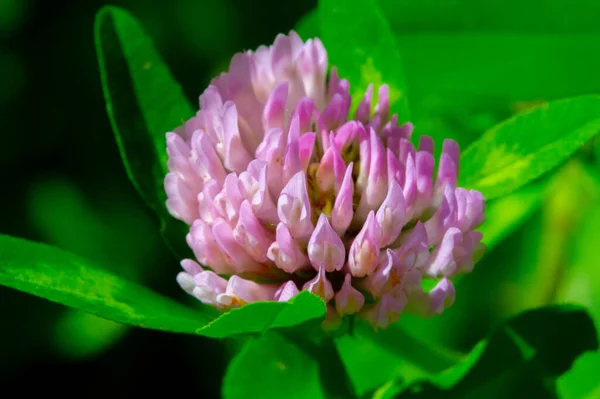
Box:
[0,234,215,332]
[0,234,326,338]
[223,331,357,399]
[94,6,193,258]
[318,0,410,122]
[392,305,598,397]
[223,332,327,399]
[460,96,600,199]
[197,291,326,339]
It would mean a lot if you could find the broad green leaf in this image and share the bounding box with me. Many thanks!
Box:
[0,234,215,332]
[318,0,410,122]
[0,235,326,338]
[197,291,326,339]
[460,96,600,199]
[223,332,326,399]
[95,6,192,258]
[391,305,598,398]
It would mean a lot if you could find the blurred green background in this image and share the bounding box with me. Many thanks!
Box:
[1,0,600,397]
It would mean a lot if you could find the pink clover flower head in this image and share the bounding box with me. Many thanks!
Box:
[165,31,486,330]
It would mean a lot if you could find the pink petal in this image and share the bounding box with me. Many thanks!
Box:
[335,274,365,315]
[307,214,346,272]
[282,116,303,182]
[406,278,456,317]
[394,221,430,270]
[277,171,314,240]
[166,132,195,181]
[418,135,434,155]
[297,37,328,110]
[424,184,457,246]
[234,201,275,263]
[181,259,203,276]
[255,127,285,196]
[424,227,461,278]
[302,265,334,302]
[320,93,349,131]
[376,179,406,247]
[187,219,231,275]
[217,275,278,308]
[212,218,263,274]
[355,125,371,193]
[373,84,390,125]
[214,173,244,223]
[292,98,319,134]
[457,189,486,232]
[191,270,228,307]
[436,140,459,190]
[262,82,289,131]
[348,211,381,277]
[197,179,221,225]
[363,249,396,297]
[222,102,253,173]
[363,285,407,329]
[238,160,278,225]
[176,272,196,294]
[334,121,360,152]
[189,130,226,185]
[355,84,373,124]
[267,223,310,273]
[316,135,346,193]
[331,163,354,236]
[275,280,300,302]
[165,172,199,224]
[299,132,317,170]
[387,148,403,187]
[356,129,387,222]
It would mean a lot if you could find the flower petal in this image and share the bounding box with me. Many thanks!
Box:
[308,214,346,272]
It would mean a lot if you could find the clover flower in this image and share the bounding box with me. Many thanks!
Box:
[165,31,486,329]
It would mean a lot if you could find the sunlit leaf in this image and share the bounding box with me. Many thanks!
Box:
[0,235,325,338]
[460,96,600,199]
[95,6,192,258]
[318,0,410,122]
